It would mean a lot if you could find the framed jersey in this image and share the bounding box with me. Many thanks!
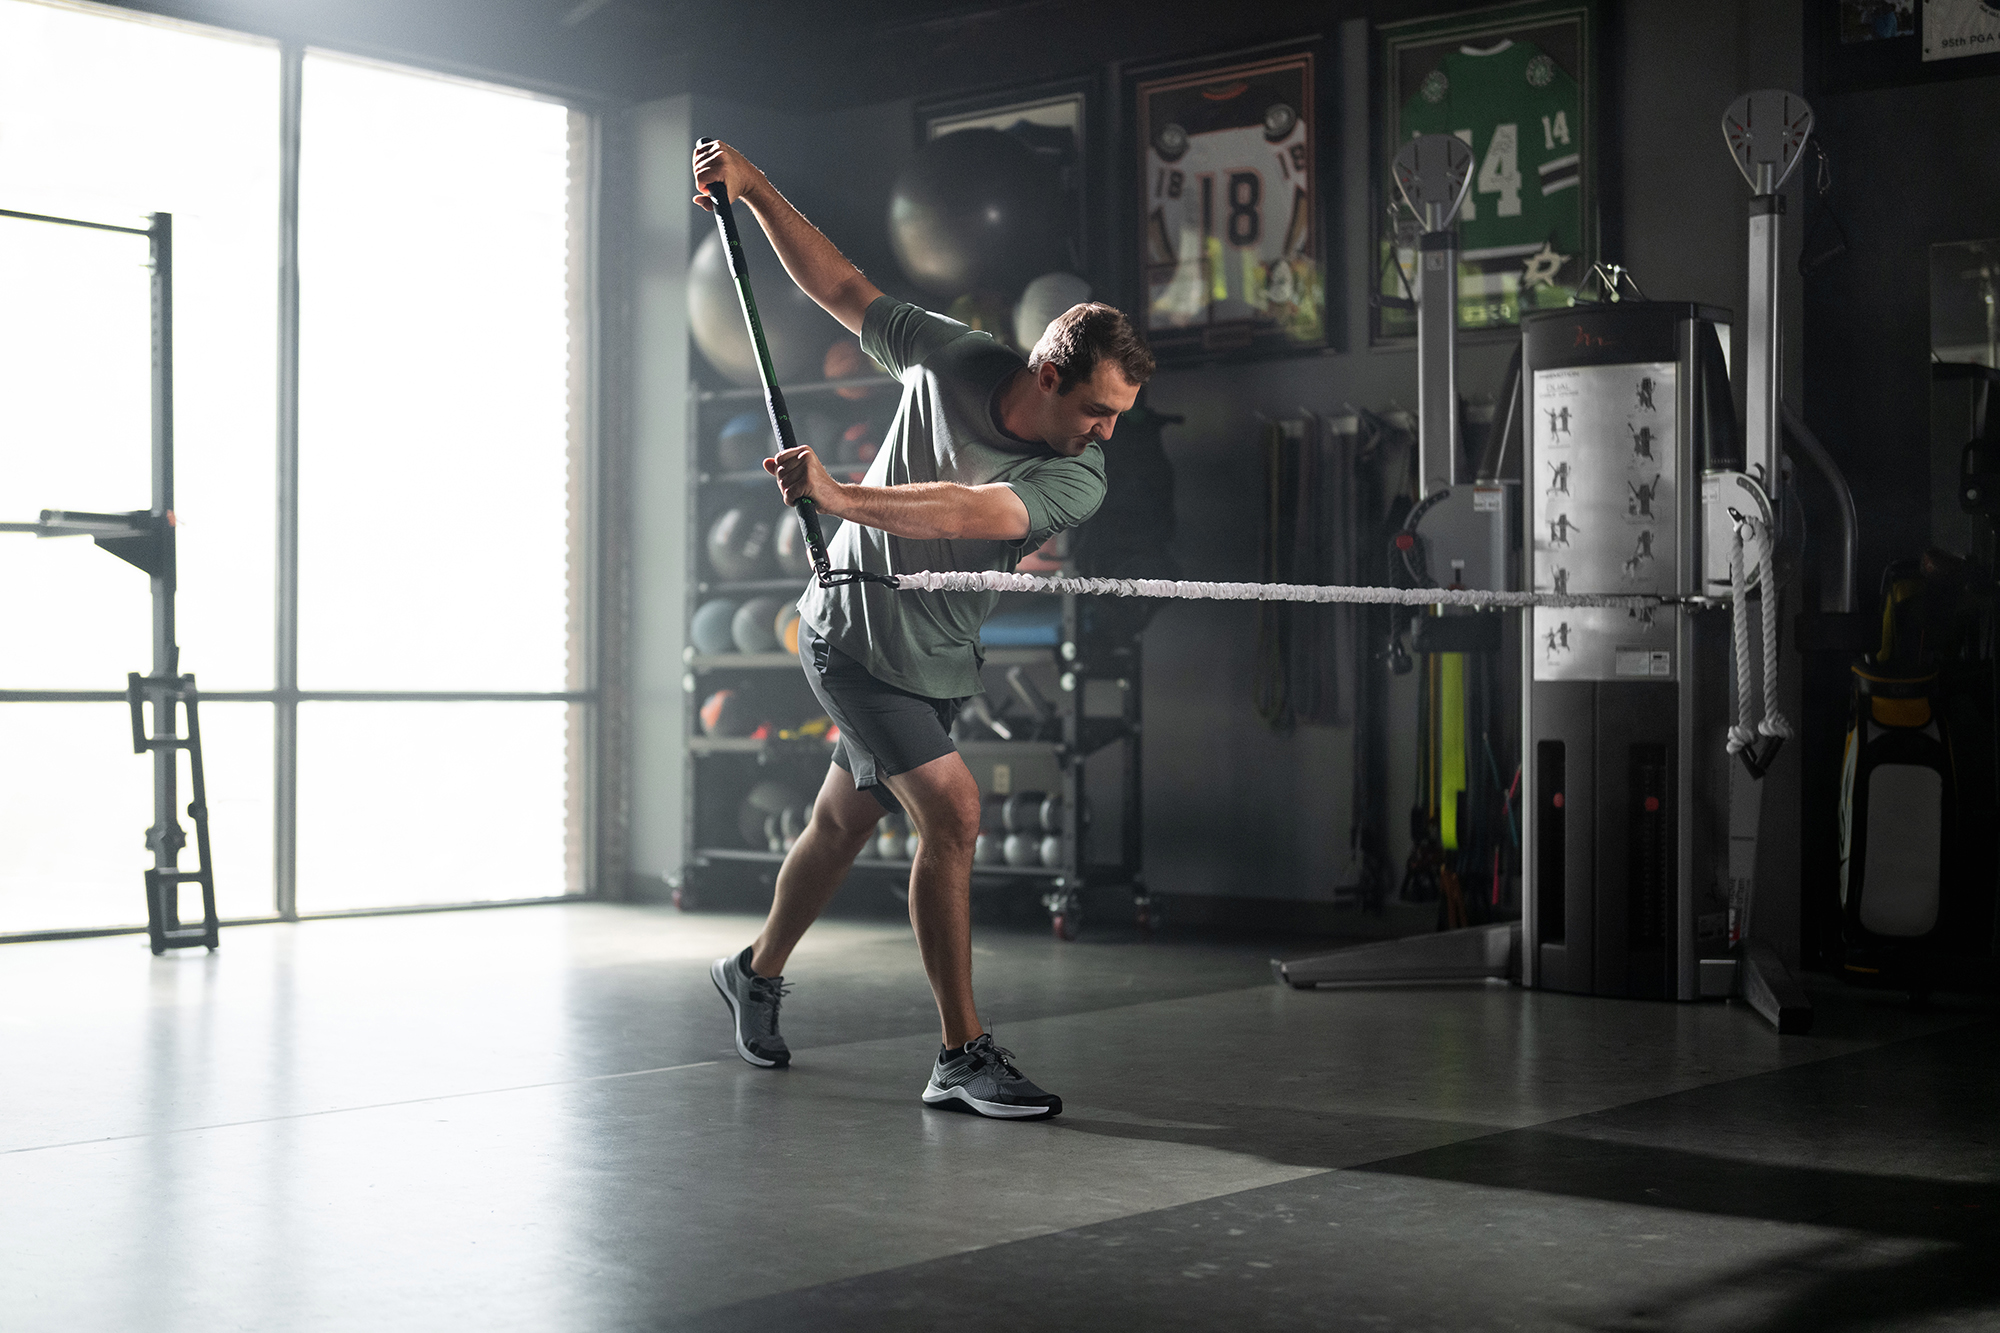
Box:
[1133,44,1328,362]
[1375,1,1599,343]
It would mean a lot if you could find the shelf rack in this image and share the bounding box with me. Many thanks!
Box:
[676,374,1150,938]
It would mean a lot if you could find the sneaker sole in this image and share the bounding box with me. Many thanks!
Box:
[711,958,787,1069]
[921,1080,1061,1119]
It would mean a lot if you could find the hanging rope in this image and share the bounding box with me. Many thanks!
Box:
[888,568,1667,611]
[1725,514,1791,767]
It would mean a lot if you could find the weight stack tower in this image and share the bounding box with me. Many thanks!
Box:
[1521,301,1737,1000]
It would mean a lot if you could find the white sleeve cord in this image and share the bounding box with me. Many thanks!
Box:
[888,569,1664,611]
[1726,523,1758,754]
[1754,517,1793,741]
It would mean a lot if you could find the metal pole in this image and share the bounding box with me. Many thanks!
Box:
[275,44,302,919]
[1417,221,1460,495]
[1392,135,1472,497]
[1744,175,1782,503]
[147,212,181,924]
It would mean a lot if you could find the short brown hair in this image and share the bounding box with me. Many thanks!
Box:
[1027,302,1155,395]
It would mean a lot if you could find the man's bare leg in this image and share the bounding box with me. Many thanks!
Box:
[748,762,881,978]
[881,751,984,1048]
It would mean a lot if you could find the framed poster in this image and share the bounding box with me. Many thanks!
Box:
[1133,43,1327,362]
[1809,0,2000,90]
[1375,1,1598,343]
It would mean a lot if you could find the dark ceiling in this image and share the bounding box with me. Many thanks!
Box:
[103,0,1484,111]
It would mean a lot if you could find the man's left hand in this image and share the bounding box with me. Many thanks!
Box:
[764,446,842,514]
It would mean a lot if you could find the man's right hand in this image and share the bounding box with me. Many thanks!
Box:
[692,140,767,210]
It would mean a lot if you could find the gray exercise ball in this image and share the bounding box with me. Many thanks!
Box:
[689,225,847,386]
[690,598,742,656]
[731,596,788,654]
[975,832,1004,866]
[888,128,1064,297]
[1013,272,1092,352]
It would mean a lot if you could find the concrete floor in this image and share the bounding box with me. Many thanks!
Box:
[2,903,1994,1332]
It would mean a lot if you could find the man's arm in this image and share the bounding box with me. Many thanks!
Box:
[692,140,883,336]
[765,447,1031,541]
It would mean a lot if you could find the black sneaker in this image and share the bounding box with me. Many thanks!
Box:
[922,1034,1061,1119]
[710,947,791,1068]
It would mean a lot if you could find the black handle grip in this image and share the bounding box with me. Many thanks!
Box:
[699,146,833,583]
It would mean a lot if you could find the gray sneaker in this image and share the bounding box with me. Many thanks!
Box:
[711,947,791,1068]
[922,1034,1061,1119]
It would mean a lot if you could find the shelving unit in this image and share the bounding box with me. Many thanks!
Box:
[676,371,1150,939]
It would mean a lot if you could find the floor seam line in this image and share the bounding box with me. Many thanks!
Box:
[0,1059,721,1157]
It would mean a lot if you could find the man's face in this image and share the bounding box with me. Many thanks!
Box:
[1036,360,1141,457]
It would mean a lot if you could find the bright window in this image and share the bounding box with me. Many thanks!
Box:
[0,1,592,935]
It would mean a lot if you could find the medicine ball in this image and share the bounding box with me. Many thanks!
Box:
[1001,791,1046,834]
[690,598,741,656]
[1003,831,1041,867]
[701,688,759,738]
[716,411,770,472]
[706,508,775,582]
[1013,272,1092,352]
[823,338,880,399]
[888,128,1064,297]
[774,604,801,655]
[689,226,845,386]
[1039,834,1064,868]
[838,420,876,466]
[975,832,1004,865]
[731,595,787,654]
[736,778,803,848]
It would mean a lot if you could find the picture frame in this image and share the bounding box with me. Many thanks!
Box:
[1808,0,2000,94]
[1129,40,1330,363]
[1374,0,1600,344]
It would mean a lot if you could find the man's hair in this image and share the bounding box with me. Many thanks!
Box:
[1027,302,1155,395]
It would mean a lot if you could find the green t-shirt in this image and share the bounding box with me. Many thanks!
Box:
[797,297,1106,700]
[1400,39,1581,260]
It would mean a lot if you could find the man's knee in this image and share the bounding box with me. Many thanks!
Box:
[814,797,881,844]
[915,787,981,852]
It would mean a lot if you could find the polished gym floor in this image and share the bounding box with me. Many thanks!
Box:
[3,902,1995,1332]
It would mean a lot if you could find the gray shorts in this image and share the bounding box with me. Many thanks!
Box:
[799,622,964,813]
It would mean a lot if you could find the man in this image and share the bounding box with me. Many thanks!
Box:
[693,140,1153,1119]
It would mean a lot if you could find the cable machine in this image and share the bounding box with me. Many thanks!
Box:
[0,207,216,954]
[1275,95,1860,1034]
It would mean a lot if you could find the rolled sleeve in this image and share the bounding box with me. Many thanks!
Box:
[861,297,971,379]
[1004,447,1106,551]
